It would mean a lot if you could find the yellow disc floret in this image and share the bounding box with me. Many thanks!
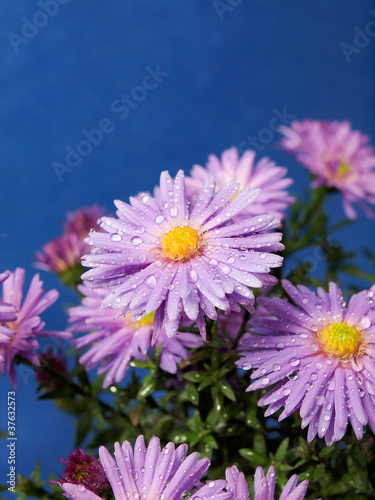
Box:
[130,312,155,328]
[337,161,350,177]
[162,226,200,261]
[317,321,365,359]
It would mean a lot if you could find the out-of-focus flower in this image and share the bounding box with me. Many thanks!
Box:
[0,271,17,352]
[279,120,375,219]
[34,233,84,275]
[226,464,309,500]
[34,204,106,280]
[237,280,375,445]
[82,170,283,342]
[35,345,69,392]
[68,283,203,388]
[59,435,231,500]
[53,449,111,497]
[63,204,106,239]
[185,147,294,222]
[0,268,71,389]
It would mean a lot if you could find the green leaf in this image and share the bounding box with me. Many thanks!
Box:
[206,407,219,429]
[275,437,289,461]
[217,380,236,402]
[137,372,158,399]
[182,372,206,383]
[198,375,215,391]
[186,383,199,405]
[253,433,267,456]
[130,360,152,369]
[203,434,218,449]
[239,448,268,467]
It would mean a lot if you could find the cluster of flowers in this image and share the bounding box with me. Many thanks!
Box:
[1,120,375,498]
[56,435,309,500]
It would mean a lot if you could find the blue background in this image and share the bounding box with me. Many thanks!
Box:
[0,1,374,496]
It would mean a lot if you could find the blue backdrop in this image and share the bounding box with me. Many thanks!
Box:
[1,1,374,496]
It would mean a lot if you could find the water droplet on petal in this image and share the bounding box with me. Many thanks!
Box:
[155,215,165,224]
[111,233,122,242]
[360,316,371,329]
[131,236,143,246]
[189,270,198,283]
[145,276,157,288]
[169,207,178,217]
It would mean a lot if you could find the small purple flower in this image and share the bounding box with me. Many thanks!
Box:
[0,268,71,389]
[36,346,69,392]
[279,120,375,219]
[225,465,309,500]
[63,204,106,239]
[82,170,283,342]
[34,204,106,275]
[60,435,231,500]
[34,232,84,274]
[68,283,203,388]
[237,280,375,445]
[54,449,110,497]
[185,147,294,222]
[0,271,17,350]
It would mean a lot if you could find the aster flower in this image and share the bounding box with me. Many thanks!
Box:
[279,120,375,219]
[34,232,84,275]
[59,435,231,500]
[185,147,294,222]
[225,465,309,500]
[54,448,110,497]
[35,345,69,392]
[237,279,375,445]
[68,282,203,388]
[0,268,72,389]
[0,271,17,347]
[82,170,284,342]
[63,204,106,238]
[34,204,106,277]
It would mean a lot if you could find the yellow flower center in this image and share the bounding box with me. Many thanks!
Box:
[131,312,155,328]
[317,321,365,359]
[162,226,200,261]
[337,161,350,177]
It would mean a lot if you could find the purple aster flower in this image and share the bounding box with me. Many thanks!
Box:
[35,345,69,392]
[34,232,84,275]
[68,282,203,388]
[279,120,375,219]
[185,147,294,222]
[60,435,231,500]
[54,449,110,497]
[0,271,17,349]
[34,204,106,275]
[82,170,284,342]
[225,465,309,500]
[237,280,375,445]
[63,204,106,238]
[0,268,72,389]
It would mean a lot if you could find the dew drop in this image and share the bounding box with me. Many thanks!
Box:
[169,207,178,218]
[189,270,198,282]
[145,276,157,289]
[131,236,143,246]
[111,233,122,242]
[360,316,371,329]
[155,215,165,224]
